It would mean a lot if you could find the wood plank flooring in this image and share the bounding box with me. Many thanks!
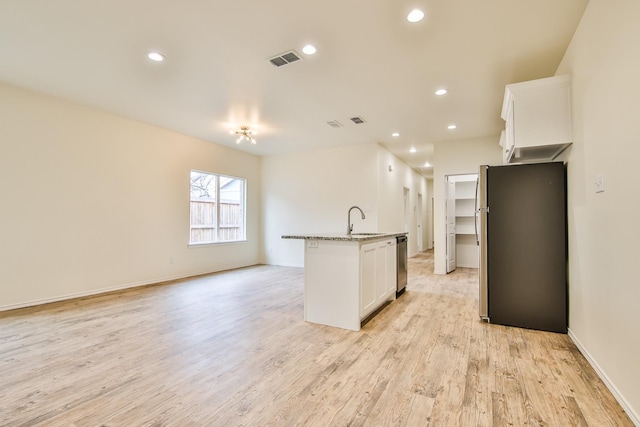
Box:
[0,251,633,426]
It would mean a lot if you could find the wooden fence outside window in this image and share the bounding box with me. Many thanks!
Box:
[190,199,244,243]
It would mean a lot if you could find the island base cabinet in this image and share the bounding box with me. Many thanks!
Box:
[304,240,361,331]
[304,238,397,331]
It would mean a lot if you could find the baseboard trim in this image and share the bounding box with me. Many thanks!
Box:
[568,328,639,426]
[0,263,258,313]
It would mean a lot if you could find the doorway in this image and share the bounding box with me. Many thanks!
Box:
[445,173,480,273]
[445,178,456,273]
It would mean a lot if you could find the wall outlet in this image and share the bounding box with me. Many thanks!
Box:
[169,256,174,264]
[595,174,605,193]
[307,240,319,248]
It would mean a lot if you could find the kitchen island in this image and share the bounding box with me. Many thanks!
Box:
[282,232,407,331]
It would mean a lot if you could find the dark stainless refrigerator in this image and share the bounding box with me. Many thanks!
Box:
[477,162,567,333]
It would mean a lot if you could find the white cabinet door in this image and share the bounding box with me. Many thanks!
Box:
[376,239,397,305]
[375,240,388,301]
[385,240,397,295]
[512,81,571,147]
[360,242,377,317]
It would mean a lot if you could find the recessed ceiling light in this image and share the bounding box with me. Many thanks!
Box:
[448,124,457,130]
[392,132,400,137]
[435,89,447,96]
[147,52,165,62]
[302,44,317,55]
[407,9,425,23]
[424,162,432,168]
[410,147,417,153]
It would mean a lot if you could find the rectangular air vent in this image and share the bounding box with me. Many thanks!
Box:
[326,120,343,128]
[350,116,366,124]
[268,50,302,67]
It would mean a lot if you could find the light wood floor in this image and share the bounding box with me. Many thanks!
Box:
[0,251,633,426]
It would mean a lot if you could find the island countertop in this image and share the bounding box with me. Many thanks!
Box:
[281,232,407,242]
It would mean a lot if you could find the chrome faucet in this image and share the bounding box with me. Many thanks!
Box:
[347,206,365,236]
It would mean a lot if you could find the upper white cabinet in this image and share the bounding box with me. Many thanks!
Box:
[501,75,572,164]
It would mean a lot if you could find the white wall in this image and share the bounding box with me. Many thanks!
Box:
[0,83,261,310]
[261,144,379,267]
[261,143,427,267]
[556,0,640,422]
[433,136,502,274]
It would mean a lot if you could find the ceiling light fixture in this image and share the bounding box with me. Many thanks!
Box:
[435,89,447,96]
[231,126,257,144]
[410,147,417,153]
[392,132,400,137]
[407,9,425,23]
[302,44,317,55]
[147,51,165,62]
[424,161,432,168]
[448,124,457,130]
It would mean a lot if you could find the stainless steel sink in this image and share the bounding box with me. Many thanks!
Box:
[349,232,385,236]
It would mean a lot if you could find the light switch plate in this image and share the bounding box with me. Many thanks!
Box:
[595,174,605,193]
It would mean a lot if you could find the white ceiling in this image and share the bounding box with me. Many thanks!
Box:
[0,0,588,178]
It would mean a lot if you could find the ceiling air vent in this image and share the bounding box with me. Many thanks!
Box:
[326,120,343,128]
[268,50,302,67]
[350,116,366,124]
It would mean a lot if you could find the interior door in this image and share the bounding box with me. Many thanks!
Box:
[446,178,456,273]
[417,193,423,252]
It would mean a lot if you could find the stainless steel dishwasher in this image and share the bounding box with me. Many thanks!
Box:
[396,235,407,295]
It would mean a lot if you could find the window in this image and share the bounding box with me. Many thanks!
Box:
[190,170,246,244]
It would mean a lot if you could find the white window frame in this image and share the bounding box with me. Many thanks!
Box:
[189,170,247,245]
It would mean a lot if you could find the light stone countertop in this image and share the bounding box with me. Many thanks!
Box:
[281,232,407,242]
